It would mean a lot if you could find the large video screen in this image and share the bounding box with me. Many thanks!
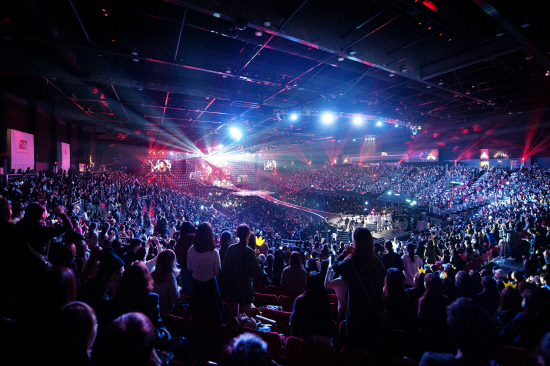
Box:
[148,159,172,174]
[264,160,276,170]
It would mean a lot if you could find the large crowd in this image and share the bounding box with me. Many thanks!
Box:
[2,164,550,365]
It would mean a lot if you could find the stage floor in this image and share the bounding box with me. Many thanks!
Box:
[232,189,413,241]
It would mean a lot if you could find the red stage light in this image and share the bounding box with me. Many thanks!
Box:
[522,157,525,161]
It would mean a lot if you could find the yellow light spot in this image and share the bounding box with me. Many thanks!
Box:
[428,27,432,30]
[439,33,443,36]
[102,9,106,12]
[104,14,108,16]
[448,38,452,41]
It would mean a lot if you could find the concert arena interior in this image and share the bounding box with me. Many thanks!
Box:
[2,1,550,365]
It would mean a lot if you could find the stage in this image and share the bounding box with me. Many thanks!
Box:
[232,189,413,242]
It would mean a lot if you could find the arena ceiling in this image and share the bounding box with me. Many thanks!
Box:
[1,0,550,151]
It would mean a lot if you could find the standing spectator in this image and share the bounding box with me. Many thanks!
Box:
[220,224,261,318]
[152,249,181,313]
[381,240,404,272]
[403,243,423,287]
[187,222,224,323]
[333,227,386,351]
[290,273,332,343]
[281,252,308,299]
[175,221,195,296]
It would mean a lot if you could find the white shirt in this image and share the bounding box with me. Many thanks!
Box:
[187,246,221,281]
[402,254,424,286]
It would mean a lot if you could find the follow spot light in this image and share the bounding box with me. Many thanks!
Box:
[229,127,243,140]
[352,116,362,126]
[290,113,298,121]
[322,112,334,124]
[376,121,383,127]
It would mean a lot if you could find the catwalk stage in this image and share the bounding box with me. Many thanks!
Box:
[232,189,412,242]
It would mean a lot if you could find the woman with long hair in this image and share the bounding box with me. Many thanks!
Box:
[281,252,308,299]
[220,224,261,318]
[493,286,522,328]
[219,231,232,267]
[107,261,167,343]
[290,273,332,343]
[332,227,386,351]
[187,222,224,323]
[152,249,181,313]
[418,273,449,338]
[383,268,417,332]
[402,243,423,287]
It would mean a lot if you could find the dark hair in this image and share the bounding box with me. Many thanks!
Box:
[237,224,250,244]
[407,243,415,262]
[92,312,155,366]
[305,272,323,292]
[220,333,273,366]
[180,221,195,235]
[151,249,179,282]
[447,298,496,359]
[384,267,406,299]
[116,261,153,300]
[193,222,215,253]
[220,231,231,248]
[352,227,384,275]
[44,266,77,313]
[424,273,443,298]
[52,301,97,366]
[498,287,522,313]
[23,202,46,222]
[289,251,302,269]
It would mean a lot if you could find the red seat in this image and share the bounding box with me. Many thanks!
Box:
[285,336,336,366]
[254,293,278,306]
[265,285,283,296]
[250,307,261,318]
[277,295,295,312]
[261,307,292,335]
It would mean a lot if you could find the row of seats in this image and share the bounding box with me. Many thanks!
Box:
[162,309,534,366]
[463,247,498,272]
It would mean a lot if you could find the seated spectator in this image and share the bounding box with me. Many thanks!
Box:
[290,273,332,343]
[91,312,159,366]
[454,271,474,299]
[220,333,278,366]
[48,301,98,366]
[281,251,308,299]
[475,276,500,315]
[405,272,426,302]
[492,286,522,328]
[107,261,166,342]
[500,288,550,349]
[419,298,497,366]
